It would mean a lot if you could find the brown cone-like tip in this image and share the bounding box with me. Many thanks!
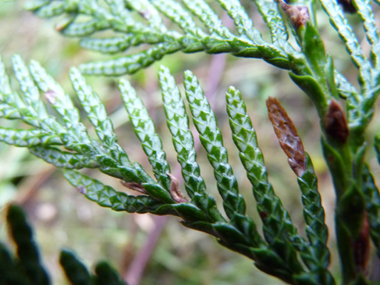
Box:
[278,0,310,30]
[323,99,349,144]
[266,97,306,177]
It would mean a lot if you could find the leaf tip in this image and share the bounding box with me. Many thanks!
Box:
[167,173,188,203]
[77,186,87,195]
[278,0,310,30]
[323,99,349,144]
[266,96,306,177]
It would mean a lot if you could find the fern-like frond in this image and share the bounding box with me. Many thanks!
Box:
[0,53,340,282]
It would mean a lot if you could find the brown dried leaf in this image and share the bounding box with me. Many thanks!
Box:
[120,181,147,194]
[266,97,306,177]
[278,0,310,30]
[323,99,349,144]
[167,173,188,203]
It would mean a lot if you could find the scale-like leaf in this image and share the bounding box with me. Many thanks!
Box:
[158,66,225,223]
[182,0,233,39]
[253,0,289,45]
[226,87,310,275]
[0,128,62,147]
[12,55,48,118]
[184,70,246,219]
[64,170,171,213]
[362,164,380,258]
[319,0,372,93]
[119,78,172,192]
[30,145,98,169]
[353,0,380,69]
[151,0,204,37]
[70,67,117,149]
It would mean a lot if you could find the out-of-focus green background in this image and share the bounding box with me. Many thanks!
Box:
[0,1,379,284]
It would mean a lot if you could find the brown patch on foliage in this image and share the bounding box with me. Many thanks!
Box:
[266,97,306,177]
[120,181,147,194]
[278,0,310,30]
[323,99,349,144]
[167,173,188,203]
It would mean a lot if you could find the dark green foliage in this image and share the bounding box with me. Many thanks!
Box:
[60,250,93,285]
[94,261,126,285]
[6,204,50,285]
[0,204,126,285]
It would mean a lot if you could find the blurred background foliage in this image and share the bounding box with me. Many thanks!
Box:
[0,0,380,284]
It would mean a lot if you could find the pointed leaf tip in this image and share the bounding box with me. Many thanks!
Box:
[278,0,309,30]
[323,99,349,144]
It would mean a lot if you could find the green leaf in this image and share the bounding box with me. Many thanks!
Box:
[63,169,172,213]
[79,43,182,76]
[289,72,328,118]
[60,249,92,285]
[158,65,225,223]
[6,204,50,285]
[80,35,136,54]
[62,20,105,37]
[29,60,82,127]
[182,0,234,39]
[70,68,118,149]
[34,1,66,17]
[252,247,294,284]
[119,78,172,193]
[94,261,126,285]
[321,137,350,199]
[125,0,165,31]
[0,242,33,285]
[334,69,358,99]
[0,55,12,96]
[302,24,326,81]
[226,87,299,243]
[352,0,380,69]
[297,154,333,279]
[319,0,372,93]
[253,0,289,45]
[225,87,326,278]
[216,0,255,41]
[362,164,380,258]
[12,55,48,118]
[0,127,62,147]
[29,145,98,169]
[151,0,205,37]
[184,70,246,219]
